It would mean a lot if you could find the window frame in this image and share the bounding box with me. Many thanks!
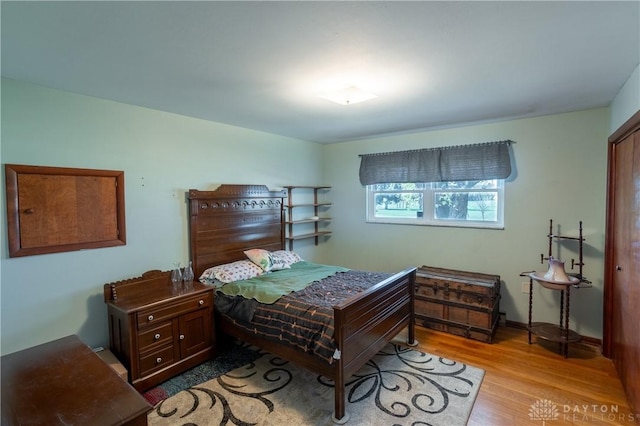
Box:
[365,180,505,229]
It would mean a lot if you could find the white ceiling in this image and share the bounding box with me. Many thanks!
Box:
[2,1,639,144]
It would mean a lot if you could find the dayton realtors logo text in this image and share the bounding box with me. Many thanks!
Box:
[530,399,638,424]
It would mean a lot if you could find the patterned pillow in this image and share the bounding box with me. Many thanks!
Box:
[199,260,264,284]
[271,250,303,267]
[244,249,290,272]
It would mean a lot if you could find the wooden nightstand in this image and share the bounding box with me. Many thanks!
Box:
[103,270,215,391]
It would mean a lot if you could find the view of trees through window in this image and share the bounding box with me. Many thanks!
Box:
[369,180,502,225]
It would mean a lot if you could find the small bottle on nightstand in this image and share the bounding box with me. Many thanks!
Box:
[183,261,194,285]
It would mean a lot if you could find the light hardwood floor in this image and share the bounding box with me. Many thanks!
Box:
[397,325,637,425]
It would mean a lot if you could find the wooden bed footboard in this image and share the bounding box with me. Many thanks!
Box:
[216,266,416,423]
[332,266,417,422]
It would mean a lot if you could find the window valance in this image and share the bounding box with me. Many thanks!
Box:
[358,140,513,185]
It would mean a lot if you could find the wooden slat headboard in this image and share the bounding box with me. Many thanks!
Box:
[188,184,286,278]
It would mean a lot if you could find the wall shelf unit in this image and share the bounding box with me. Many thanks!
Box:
[283,186,331,250]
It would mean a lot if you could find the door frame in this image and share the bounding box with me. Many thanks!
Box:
[603,109,640,358]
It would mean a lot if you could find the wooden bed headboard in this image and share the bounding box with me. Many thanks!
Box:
[188,184,286,278]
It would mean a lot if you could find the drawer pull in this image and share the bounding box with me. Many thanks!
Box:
[148,315,154,321]
[199,300,204,305]
[154,333,161,340]
[156,357,162,364]
[179,334,185,340]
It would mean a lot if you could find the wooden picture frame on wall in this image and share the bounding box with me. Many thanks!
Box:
[4,164,126,257]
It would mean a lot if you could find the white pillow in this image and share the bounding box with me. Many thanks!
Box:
[271,250,303,267]
[199,260,264,284]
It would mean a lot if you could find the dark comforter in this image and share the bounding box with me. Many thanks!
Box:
[215,269,393,363]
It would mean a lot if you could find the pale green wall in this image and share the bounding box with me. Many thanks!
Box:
[0,78,324,355]
[321,109,610,339]
[2,74,635,355]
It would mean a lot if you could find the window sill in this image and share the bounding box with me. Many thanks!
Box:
[365,218,504,230]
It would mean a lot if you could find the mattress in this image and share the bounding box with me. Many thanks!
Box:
[215,269,393,363]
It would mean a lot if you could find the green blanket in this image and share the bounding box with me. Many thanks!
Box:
[219,261,349,304]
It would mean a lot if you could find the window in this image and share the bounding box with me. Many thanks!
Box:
[366,179,504,229]
[359,140,512,229]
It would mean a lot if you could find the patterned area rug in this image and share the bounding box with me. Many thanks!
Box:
[148,343,484,426]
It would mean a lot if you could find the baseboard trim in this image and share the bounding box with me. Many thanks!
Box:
[505,320,602,349]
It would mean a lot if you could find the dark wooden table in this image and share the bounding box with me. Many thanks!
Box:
[1,335,152,425]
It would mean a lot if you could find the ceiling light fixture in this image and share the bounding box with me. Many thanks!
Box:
[319,86,377,105]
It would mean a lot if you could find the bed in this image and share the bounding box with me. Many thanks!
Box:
[188,184,417,423]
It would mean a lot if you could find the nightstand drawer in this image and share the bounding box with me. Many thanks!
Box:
[137,293,212,329]
[138,321,174,352]
[139,344,176,377]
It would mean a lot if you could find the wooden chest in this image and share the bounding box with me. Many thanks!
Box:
[414,266,501,343]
